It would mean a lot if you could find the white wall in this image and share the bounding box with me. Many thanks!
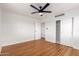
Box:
[60,17,72,46]
[59,7,79,49]
[41,16,56,43]
[42,7,79,50]
[73,16,79,49]
[1,10,41,46]
[0,7,2,53]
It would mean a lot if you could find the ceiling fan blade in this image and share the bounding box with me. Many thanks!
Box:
[31,12,39,14]
[41,3,49,11]
[30,5,39,11]
[42,11,52,13]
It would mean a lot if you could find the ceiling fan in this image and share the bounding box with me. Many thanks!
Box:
[30,3,52,16]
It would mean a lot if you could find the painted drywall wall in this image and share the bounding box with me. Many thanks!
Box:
[0,7,2,53]
[73,16,79,49]
[60,17,72,46]
[59,7,79,49]
[1,10,41,46]
[42,7,79,50]
[41,16,56,43]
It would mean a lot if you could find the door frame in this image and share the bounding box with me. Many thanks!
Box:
[56,20,61,44]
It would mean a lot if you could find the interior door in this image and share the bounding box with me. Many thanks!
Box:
[41,23,45,40]
[56,20,61,44]
[34,22,41,40]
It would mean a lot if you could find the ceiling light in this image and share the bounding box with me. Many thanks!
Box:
[39,13,43,16]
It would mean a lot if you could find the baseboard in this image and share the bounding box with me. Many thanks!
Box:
[45,39,56,43]
[2,39,41,48]
[45,40,73,49]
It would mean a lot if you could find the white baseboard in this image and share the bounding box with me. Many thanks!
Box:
[1,39,34,47]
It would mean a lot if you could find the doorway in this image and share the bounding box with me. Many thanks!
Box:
[41,23,45,40]
[56,20,61,44]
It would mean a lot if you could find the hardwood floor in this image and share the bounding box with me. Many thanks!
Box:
[1,39,79,56]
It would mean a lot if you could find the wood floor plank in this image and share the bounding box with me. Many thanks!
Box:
[1,39,79,56]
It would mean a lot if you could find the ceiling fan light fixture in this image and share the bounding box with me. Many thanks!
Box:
[39,13,43,16]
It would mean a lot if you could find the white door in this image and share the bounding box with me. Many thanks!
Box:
[34,22,41,40]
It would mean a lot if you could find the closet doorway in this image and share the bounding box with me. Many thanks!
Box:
[41,23,45,40]
[56,20,61,44]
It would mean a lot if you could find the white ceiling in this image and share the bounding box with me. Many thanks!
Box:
[1,3,79,19]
